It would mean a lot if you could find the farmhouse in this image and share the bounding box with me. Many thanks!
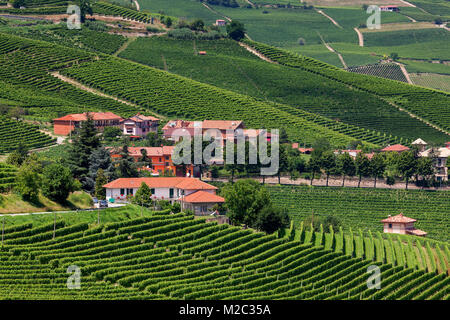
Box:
[215,19,226,26]
[379,5,400,12]
[411,138,428,152]
[380,144,410,153]
[53,112,123,136]
[381,213,427,237]
[108,146,198,177]
[120,114,159,137]
[103,177,224,215]
[419,146,450,182]
[334,149,362,158]
[162,120,244,142]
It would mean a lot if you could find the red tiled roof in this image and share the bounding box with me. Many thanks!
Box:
[109,146,175,157]
[162,120,243,131]
[103,177,217,190]
[181,191,225,203]
[381,144,410,152]
[121,114,159,123]
[406,229,427,236]
[298,148,313,153]
[53,112,122,122]
[292,143,299,149]
[381,213,416,224]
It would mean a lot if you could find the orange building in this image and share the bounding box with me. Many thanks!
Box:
[109,146,197,177]
[53,112,123,136]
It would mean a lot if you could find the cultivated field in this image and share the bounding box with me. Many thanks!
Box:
[0,210,448,300]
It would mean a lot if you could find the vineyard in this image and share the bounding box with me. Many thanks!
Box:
[242,39,450,136]
[0,116,55,154]
[268,185,450,242]
[347,64,407,83]
[0,163,17,193]
[0,210,448,300]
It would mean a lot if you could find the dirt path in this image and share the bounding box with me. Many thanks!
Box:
[318,33,347,68]
[202,2,231,22]
[403,15,417,23]
[316,9,342,28]
[243,0,256,8]
[113,36,137,56]
[354,27,364,47]
[395,62,413,84]
[238,42,277,64]
[133,0,140,11]
[51,71,165,120]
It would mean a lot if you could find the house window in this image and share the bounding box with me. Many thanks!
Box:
[151,188,155,195]
[165,156,169,160]
[169,188,174,198]
[127,188,133,195]
[200,205,208,213]
[159,158,162,162]
[388,224,392,229]
[120,188,125,195]
[165,162,170,166]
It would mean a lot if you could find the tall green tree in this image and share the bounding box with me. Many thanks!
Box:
[94,168,107,200]
[41,163,76,203]
[131,182,153,207]
[6,142,28,166]
[337,152,355,187]
[370,153,386,188]
[416,157,434,187]
[86,146,116,193]
[320,151,336,187]
[15,164,41,202]
[226,20,245,41]
[397,151,417,190]
[355,153,371,188]
[68,113,100,188]
[254,205,289,234]
[222,179,271,227]
[77,0,93,23]
[116,145,139,178]
[307,156,321,186]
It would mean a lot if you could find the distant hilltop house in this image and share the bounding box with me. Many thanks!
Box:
[411,138,428,152]
[53,112,123,136]
[379,5,400,12]
[108,146,198,177]
[215,19,227,26]
[103,177,225,215]
[120,114,159,137]
[381,213,427,237]
[418,139,450,182]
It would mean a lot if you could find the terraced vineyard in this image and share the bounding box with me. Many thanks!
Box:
[92,1,170,24]
[269,185,450,242]
[243,40,450,136]
[0,163,17,193]
[0,33,139,121]
[347,64,407,83]
[0,116,55,154]
[0,212,448,300]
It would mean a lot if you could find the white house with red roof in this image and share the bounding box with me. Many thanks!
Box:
[120,114,159,137]
[103,177,224,215]
[162,120,244,142]
[381,213,427,237]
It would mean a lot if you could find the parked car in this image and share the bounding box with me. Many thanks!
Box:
[99,200,108,208]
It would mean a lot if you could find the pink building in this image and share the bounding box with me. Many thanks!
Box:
[120,114,159,137]
[381,213,427,237]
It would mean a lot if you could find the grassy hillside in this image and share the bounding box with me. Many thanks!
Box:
[0,211,448,299]
[244,40,450,138]
[269,185,450,242]
[119,36,448,144]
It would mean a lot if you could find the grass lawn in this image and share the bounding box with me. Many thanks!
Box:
[0,204,156,228]
[0,191,93,214]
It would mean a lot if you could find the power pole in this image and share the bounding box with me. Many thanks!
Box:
[97,206,100,225]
